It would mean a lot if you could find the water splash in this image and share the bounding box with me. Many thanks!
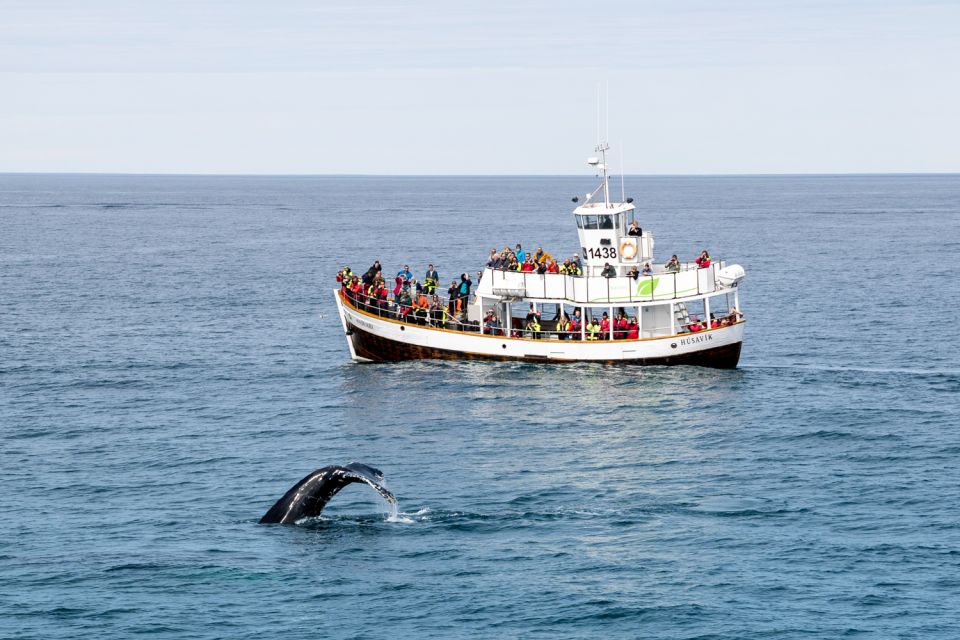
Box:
[382,500,412,524]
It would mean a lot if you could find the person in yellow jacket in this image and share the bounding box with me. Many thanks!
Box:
[586,318,600,340]
[526,317,541,340]
[533,247,553,266]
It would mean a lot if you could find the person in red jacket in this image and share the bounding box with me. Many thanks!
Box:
[626,317,639,340]
[521,258,535,272]
[599,312,611,339]
[695,250,711,269]
[614,313,628,340]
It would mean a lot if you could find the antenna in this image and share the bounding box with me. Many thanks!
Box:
[596,84,601,147]
[605,79,609,145]
[620,141,625,202]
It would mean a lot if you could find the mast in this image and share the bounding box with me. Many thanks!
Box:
[597,141,610,207]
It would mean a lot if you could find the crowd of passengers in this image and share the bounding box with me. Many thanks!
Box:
[485,244,582,275]
[336,248,734,337]
[338,260,478,326]
[481,303,742,340]
[486,244,713,277]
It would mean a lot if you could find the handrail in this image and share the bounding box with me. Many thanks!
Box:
[484,264,723,305]
[340,288,743,342]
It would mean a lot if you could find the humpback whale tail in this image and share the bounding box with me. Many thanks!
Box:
[259,463,396,525]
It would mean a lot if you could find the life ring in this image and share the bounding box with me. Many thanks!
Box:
[619,239,638,260]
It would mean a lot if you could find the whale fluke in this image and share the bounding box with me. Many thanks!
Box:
[259,463,396,524]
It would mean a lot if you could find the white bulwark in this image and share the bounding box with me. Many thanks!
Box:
[334,141,747,368]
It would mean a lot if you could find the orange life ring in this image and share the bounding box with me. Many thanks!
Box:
[619,239,638,260]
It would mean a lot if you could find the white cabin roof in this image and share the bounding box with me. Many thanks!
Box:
[573,202,635,215]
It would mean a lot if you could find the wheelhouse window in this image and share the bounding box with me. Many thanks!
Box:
[578,214,599,229]
[597,214,614,229]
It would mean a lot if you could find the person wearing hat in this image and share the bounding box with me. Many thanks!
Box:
[585,317,600,340]
[599,312,611,339]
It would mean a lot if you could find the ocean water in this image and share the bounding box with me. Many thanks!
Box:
[2,173,960,639]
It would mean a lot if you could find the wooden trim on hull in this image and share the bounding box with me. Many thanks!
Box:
[347,323,742,369]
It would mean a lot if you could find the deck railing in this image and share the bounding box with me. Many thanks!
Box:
[480,263,722,305]
[340,288,741,341]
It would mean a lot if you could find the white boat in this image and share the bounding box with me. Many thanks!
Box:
[333,142,746,368]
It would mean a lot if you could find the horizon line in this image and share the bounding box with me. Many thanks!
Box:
[1,171,959,179]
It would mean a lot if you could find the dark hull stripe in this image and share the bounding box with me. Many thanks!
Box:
[347,322,742,369]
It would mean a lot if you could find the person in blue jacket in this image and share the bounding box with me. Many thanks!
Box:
[515,244,526,263]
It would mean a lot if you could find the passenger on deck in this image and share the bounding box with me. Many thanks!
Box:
[546,259,559,273]
[627,221,642,236]
[397,264,413,283]
[641,262,652,276]
[572,253,582,271]
[447,280,459,316]
[515,244,526,263]
[430,295,446,325]
[362,261,381,286]
[569,310,582,338]
[586,318,600,340]
[533,247,553,266]
[665,255,681,273]
[397,286,413,319]
[627,317,639,340]
[525,303,541,328]
[615,313,628,340]
[413,291,430,324]
[599,312,611,339]
[484,311,501,335]
[601,263,617,278]
[727,307,742,323]
[695,250,711,269]
[424,264,439,294]
[710,313,720,329]
[458,273,472,314]
[347,275,362,303]
[627,266,639,280]
[557,314,570,340]
[526,316,541,339]
[536,261,547,275]
[688,318,702,332]
[521,258,535,272]
[336,266,353,285]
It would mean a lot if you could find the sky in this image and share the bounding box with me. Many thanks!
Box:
[1,0,958,174]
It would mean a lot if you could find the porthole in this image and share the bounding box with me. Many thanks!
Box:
[670,342,677,349]
[400,326,405,331]
[502,344,507,349]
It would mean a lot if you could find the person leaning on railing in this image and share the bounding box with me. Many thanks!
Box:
[665,255,681,273]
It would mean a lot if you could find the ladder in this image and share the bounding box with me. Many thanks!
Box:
[673,302,691,328]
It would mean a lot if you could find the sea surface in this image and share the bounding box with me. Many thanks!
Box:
[2,173,960,639]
